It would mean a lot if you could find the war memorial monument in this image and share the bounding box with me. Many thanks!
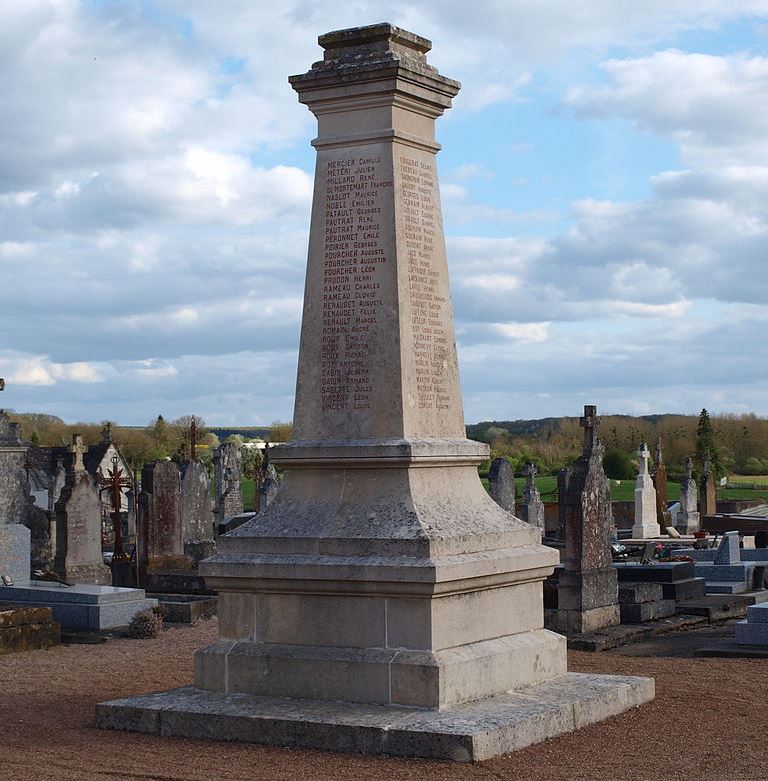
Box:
[97,23,653,762]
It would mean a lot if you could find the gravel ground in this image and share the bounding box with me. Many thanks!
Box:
[2,619,766,781]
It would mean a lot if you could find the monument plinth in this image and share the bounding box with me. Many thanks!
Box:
[97,24,652,760]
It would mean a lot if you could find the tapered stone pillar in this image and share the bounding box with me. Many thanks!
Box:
[96,25,653,760]
[195,23,563,709]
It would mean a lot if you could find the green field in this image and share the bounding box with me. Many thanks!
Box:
[513,476,768,503]
[245,474,768,511]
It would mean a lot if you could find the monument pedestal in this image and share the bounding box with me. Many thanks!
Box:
[97,23,652,760]
[97,672,653,762]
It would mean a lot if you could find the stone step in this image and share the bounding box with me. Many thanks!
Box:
[735,620,768,645]
[620,599,676,624]
[695,564,754,582]
[661,577,706,601]
[706,581,751,595]
[0,604,60,655]
[746,603,768,623]
[618,583,663,605]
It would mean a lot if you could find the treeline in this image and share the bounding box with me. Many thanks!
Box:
[6,412,293,477]
[470,411,768,478]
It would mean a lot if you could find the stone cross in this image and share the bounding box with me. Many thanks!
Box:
[655,437,663,465]
[523,462,537,485]
[702,452,711,477]
[69,434,87,472]
[638,443,651,475]
[580,405,600,451]
[685,456,693,480]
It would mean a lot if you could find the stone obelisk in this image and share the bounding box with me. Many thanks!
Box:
[97,24,653,760]
[197,21,563,711]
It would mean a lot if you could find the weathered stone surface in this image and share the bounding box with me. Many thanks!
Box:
[557,406,620,635]
[96,672,654,762]
[213,444,243,520]
[0,610,60,655]
[632,443,660,539]
[96,23,653,759]
[519,462,545,534]
[618,583,664,604]
[701,453,717,517]
[653,438,670,530]
[677,457,700,534]
[555,467,571,539]
[0,523,30,583]
[488,458,515,513]
[620,599,676,623]
[54,468,110,586]
[0,411,31,528]
[259,464,279,510]
[714,530,740,565]
[180,460,215,565]
[138,460,189,578]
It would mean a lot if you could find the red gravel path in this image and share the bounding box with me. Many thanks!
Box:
[1,620,765,781]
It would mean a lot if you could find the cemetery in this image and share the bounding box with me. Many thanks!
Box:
[2,15,768,781]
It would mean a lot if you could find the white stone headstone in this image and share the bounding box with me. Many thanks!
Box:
[632,443,661,539]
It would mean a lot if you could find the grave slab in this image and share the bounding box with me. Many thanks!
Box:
[0,582,157,630]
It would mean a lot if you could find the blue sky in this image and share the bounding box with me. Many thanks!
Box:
[1,1,768,426]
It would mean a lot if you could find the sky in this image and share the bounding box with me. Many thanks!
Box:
[1,0,768,426]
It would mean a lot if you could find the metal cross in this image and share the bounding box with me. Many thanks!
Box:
[97,454,132,561]
[523,462,537,484]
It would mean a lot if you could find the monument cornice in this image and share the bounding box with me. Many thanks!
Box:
[270,437,488,468]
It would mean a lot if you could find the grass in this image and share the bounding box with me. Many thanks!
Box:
[243,474,768,510]
[242,478,257,511]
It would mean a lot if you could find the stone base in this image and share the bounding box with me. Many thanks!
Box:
[145,570,214,596]
[153,594,217,624]
[96,672,654,762]
[0,604,60,654]
[0,582,157,630]
[184,540,217,567]
[147,555,192,573]
[60,563,112,586]
[619,599,676,624]
[552,604,620,635]
[631,524,661,539]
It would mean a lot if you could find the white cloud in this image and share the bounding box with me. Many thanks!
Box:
[567,50,768,165]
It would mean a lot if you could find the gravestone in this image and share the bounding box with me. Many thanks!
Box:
[0,411,36,582]
[0,522,31,584]
[677,457,700,534]
[180,460,215,565]
[488,457,515,513]
[518,462,545,534]
[653,438,670,532]
[557,405,620,634]
[259,464,279,509]
[53,436,111,585]
[700,453,717,517]
[555,466,571,539]
[632,443,660,539]
[98,23,652,761]
[714,530,740,565]
[213,443,243,520]
[137,460,189,580]
[0,411,30,525]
